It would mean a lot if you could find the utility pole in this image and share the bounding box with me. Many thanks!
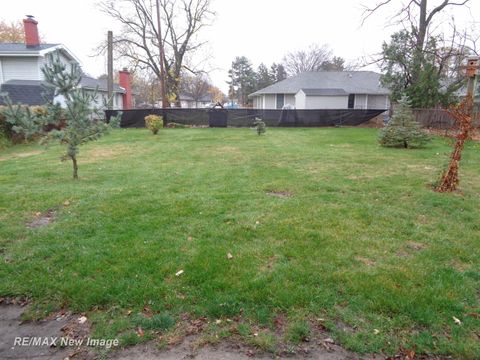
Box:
[156,0,168,109]
[107,30,113,110]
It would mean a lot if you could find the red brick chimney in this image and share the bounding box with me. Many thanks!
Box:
[23,15,40,47]
[119,68,133,109]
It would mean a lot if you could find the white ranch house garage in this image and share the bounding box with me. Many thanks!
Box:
[249,71,390,110]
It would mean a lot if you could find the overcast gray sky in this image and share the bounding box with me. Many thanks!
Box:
[2,0,478,92]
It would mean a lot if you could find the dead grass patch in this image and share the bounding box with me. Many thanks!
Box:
[81,145,136,164]
[355,256,376,267]
[406,242,426,251]
[260,255,279,273]
[0,150,43,161]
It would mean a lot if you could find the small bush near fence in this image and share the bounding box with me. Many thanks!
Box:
[144,114,163,134]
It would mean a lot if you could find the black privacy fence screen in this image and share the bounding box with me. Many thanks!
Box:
[105,108,386,128]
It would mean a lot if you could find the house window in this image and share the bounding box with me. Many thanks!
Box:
[276,94,284,109]
[348,94,355,109]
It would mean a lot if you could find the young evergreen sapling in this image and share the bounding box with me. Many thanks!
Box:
[253,117,266,135]
[41,56,120,179]
[379,96,429,148]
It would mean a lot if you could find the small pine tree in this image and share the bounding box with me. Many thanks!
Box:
[41,56,120,179]
[253,117,266,135]
[1,55,119,179]
[379,96,429,148]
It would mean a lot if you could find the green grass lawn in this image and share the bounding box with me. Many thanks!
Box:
[0,128,479,358]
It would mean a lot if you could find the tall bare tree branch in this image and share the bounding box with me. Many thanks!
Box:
[97,0,214,107]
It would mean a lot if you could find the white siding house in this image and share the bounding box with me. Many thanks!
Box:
[249,71,390,110]
[0,17,128,109]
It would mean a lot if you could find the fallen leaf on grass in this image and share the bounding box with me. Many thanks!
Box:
[136,327,144,337]
[373,329,380,334]
[63,200,70,206]
[227,253,233,260]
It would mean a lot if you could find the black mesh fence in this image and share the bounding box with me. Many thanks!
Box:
[105,108,386,128]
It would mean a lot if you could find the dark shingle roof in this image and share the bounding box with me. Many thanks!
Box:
[0,76,124,106]
[0,80,54,106]
[300,88,348,96]
[250,71,390,97]
[80,76,125,93]
[0,43,60,53]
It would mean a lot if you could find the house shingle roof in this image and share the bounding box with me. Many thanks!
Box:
[250,71,390,97]
[0,76,124,106]
[0,43,60,53]
[0,80,54,106]
[80,76,125,93]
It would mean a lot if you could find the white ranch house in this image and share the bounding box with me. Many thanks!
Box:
[249,71,390,110]
[0,16,130,109]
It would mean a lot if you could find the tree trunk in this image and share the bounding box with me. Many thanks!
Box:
[72,155,79,180]
[411,0,428,84]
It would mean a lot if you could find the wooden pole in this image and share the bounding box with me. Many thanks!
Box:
[107,30,113,110]
[156,0,168,109]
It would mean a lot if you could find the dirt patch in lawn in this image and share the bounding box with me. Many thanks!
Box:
[0,302,93,360]
[406,242,426,251]
[26,209,56,229]
[266,190,294,198]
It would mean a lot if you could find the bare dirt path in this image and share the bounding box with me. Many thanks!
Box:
[1,304,373,360]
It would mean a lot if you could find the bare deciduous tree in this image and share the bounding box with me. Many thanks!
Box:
[180,73,212,107]
[97,0,214,107]
[362,0,471,82]
[282,44,333,76]
[0,20,24,43]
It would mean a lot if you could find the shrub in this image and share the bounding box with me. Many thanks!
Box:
[379,96,430,148]
[253,117,266,135]
[145,115,163,134]
[0,104,52,143]
[0,107,9,147]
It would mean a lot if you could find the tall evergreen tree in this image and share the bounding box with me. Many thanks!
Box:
[256,63,276,90]
[227,56,257,106]
[271,63,287,82]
